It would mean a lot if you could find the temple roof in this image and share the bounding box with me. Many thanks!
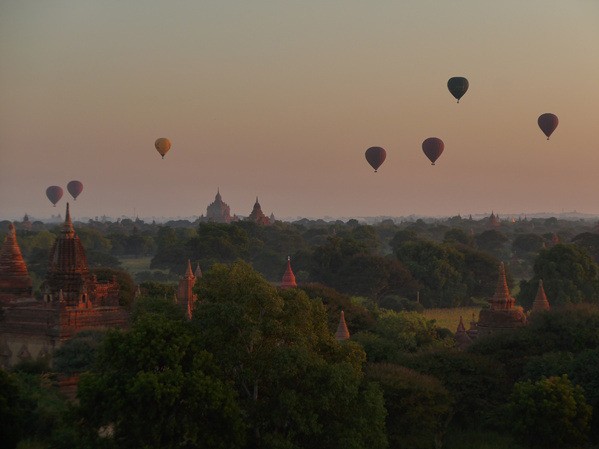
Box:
[335,310,350,341]
[281,256,297,288]
[194,262,202,279]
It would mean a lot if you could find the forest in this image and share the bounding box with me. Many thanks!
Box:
[2,214,599,448]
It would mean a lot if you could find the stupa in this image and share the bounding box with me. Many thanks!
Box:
[280,257,297,288]
[335,311,350,341]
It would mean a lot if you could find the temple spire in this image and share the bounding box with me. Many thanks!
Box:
[62,203,75,237]
[194,262,202,279]
[184,259,194,279]
[335,310,350,341]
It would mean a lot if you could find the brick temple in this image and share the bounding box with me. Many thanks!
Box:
[0,204,128,368]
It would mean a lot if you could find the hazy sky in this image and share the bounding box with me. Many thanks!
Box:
[1,1,598,221]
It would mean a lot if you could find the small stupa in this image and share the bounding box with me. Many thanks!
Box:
[531,280,550,313]
[335,311,350,341]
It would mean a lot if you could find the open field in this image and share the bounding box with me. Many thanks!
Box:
[422,306,480,331]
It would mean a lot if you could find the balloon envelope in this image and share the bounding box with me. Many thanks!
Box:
[67,180,83,200]
[46,186,63,207]
[365,147,386,172]
[422,138,444,165]
[155,138,171,158]
[538,113,558,139]
[447,77,469,103]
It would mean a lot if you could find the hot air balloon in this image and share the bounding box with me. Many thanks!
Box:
[538,113,558,140]
[365,147,386,172]
[67,180,83,200]
[447,77,469,103]
[422,138,444,165]
[46,186,63,207]
[155,138,171,159]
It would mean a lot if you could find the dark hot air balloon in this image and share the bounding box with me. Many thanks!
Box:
[538,113,558,140]
[46,186,63,207]
[447,77,469,103]
[365,147,386,172]
[422,138,444,165]
[67,180,83,200]
[155,138,171,159]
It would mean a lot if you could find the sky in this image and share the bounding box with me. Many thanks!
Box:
[1,1,598,221]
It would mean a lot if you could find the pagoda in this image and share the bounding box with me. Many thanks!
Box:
[248,197,272,225]
[476,262,527,336]
[280,257,297,288]
[206,189,232,223]
[0,223,33,303]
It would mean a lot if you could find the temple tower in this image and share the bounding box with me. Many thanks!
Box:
[0,223,33,302]
[43,204,93,305]
[281,257,297,288]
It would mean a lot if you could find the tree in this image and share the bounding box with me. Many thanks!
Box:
[475,230,508,258]
[193,261,388,449]
[398,349,510,428]
[509,375,591,449]
[0,370,23,449]
[512,233,545,257]
[367,363,453,449]
[518,244,599,309]
[395,240,468,307]
[77,315,246,449]
[572,232,599,263]
[53,331,106,375]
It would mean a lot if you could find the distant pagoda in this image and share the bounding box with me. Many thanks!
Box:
[206,189,232,223]
[248,197,272,225]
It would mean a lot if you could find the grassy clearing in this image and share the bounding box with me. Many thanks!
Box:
[422,306,480,331]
